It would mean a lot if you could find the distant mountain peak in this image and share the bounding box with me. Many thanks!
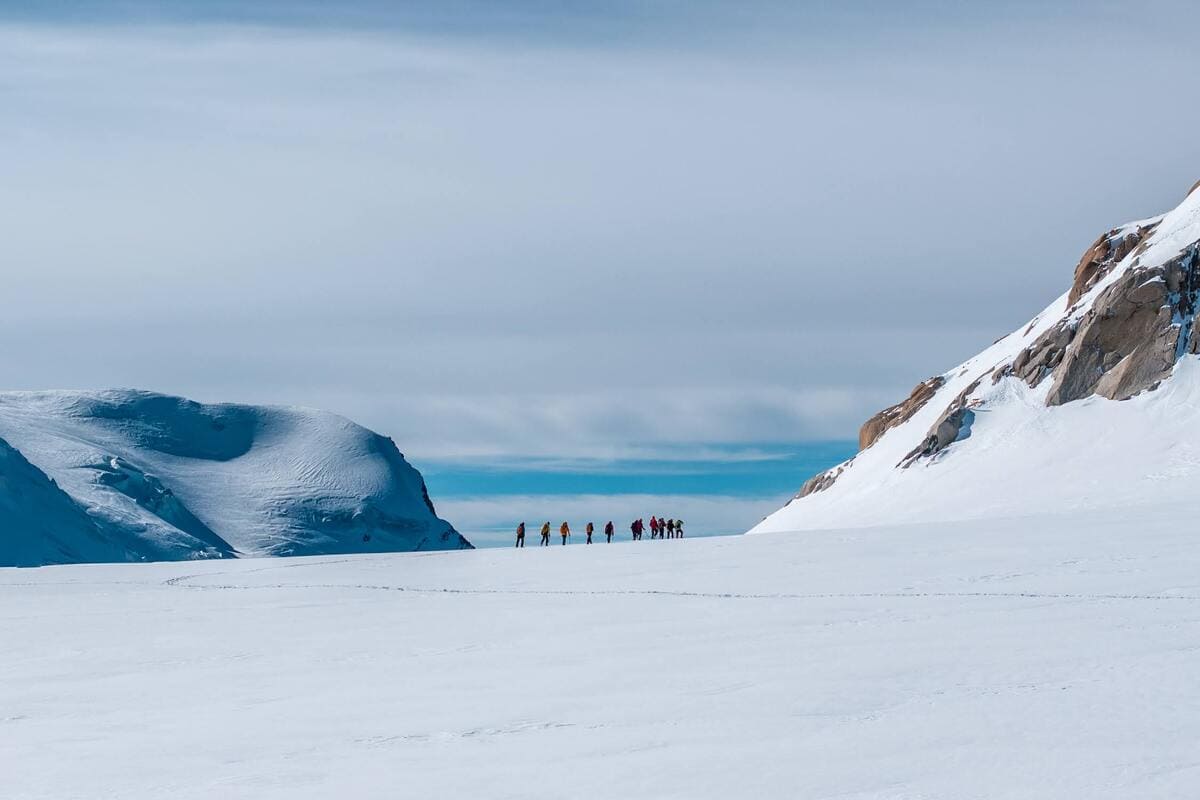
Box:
[0,389,470,566]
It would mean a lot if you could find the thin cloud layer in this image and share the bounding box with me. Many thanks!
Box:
[2,6,1198,460]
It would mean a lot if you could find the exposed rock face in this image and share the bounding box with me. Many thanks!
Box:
[1004,321,1077,387]
[1068,222,1160,306]
[794,461,851,500]
[998,242,1200,406]
[858,377,945,451]
[788,178,1200,495]
[900,380,981,467]
[1048,245,1200,405]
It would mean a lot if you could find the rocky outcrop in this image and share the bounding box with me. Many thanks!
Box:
[900,379,981,467]
[1067,222,1160,306]
[1003,321,1077,387]
[1048,244,1200,405]
[794,461,851,500]
[786,178,1200,496]
[858,377,945,450]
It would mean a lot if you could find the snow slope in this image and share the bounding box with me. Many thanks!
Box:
[3,510,1199,799]
[753,182,1200,534]
[0,390,470,565]
[0,437,128,567]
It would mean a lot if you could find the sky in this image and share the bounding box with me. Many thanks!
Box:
[2,1,1198,541]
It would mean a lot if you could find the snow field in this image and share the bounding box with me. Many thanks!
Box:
[4,506,1199,799]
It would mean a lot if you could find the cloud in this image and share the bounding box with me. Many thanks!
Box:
[1,13,1198,459]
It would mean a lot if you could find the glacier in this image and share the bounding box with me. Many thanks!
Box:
[4,509,1199,798]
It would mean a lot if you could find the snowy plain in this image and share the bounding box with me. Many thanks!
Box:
[5,506,1199,799]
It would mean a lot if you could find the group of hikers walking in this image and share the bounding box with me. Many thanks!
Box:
[514,516,685,547]
[630,516,683,540]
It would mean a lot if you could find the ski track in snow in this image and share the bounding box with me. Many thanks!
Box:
[159,565,1200,604]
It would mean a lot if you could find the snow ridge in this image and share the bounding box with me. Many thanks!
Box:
[0,390,470,566]
[754,180,1200,534]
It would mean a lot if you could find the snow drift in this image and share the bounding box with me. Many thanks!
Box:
[0,390,470,566]
[754,179,1200,534]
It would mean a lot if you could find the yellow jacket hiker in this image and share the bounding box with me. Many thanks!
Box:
[540,522,551,546]
[560,522,570,544]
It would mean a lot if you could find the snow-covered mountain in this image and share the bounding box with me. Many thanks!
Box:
[754,179,1200,534]
[0,390,470,566]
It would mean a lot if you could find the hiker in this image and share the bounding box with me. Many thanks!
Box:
[604,520,614,543]
[515,521,526,548]
[676,519,684,538]
[586,522,594,545]
[540,521,551,546]
[649,516,659,539]
[560,521,570,545]
[631,518,643,540]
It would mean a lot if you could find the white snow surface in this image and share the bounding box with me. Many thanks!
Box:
[4,510,1199,798]
[0,390,468,564]
[753,187,1200,535]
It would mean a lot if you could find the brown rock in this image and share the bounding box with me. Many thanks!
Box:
[796,468,838,499]
[857,376,946,451]
[900,379,982,467]
[1067,222,1160,307]
[1009,321,1077,388]
[1047,246,1200,405]
[794,459,854,500]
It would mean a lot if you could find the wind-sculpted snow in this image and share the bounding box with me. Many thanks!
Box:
[0,390,470,565]
[67,390,259,461]
[3,509,1199,798]
[0,436,129,566]
[756,179,1200,533]
[90,456,235,559]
